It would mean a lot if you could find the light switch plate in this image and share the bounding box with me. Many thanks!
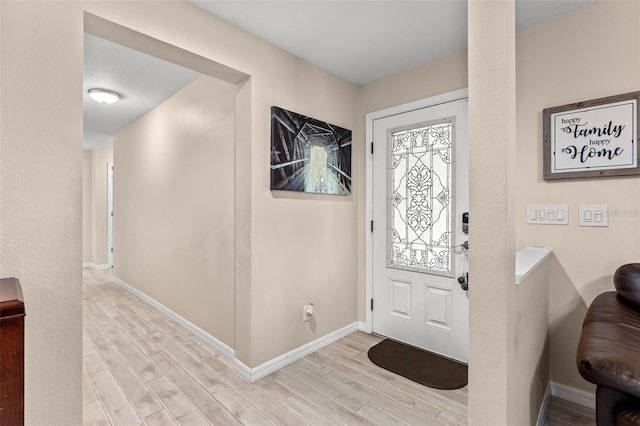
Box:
[527,205,569,225]
[579,205,608,227]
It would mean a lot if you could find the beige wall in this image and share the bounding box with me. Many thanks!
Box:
[357,0,640,421]
[243,52,358,367]
[508,260,550,425]
[1,2,84,424]
[83,151,93,263]
[83,149,113,266]
[468,1,517,422]
[84,1,359,368]
[516,0,640,392]
[361,0,640,414]
[3,0,637,423]
[1,1,357,421]
[114,75,237,347]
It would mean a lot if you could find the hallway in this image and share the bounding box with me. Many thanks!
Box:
[82,268,467,425]
[82,268,592,425]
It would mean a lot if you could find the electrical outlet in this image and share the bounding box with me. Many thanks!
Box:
[303,304,314,322]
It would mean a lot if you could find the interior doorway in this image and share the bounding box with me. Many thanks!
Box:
[80,18,252,414]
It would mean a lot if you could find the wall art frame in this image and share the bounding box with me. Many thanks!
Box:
[543,91,640,180]
[270,106,352,195]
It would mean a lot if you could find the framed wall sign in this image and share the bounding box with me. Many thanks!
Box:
[543,91,640,180]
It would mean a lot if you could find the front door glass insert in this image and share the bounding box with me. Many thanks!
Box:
[388,118,455,276]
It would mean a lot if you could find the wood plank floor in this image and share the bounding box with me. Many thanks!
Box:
[544,397,595,426]
[83,268,594,425]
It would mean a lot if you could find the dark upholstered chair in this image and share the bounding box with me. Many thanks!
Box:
[577,263,640,425]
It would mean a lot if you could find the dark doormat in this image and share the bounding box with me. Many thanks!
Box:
[367,339,468,390]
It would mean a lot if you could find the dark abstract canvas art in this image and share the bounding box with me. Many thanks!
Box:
[270,106,352,195]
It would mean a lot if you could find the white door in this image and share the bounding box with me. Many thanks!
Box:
[107,163,114,268]
[372,98,469,363]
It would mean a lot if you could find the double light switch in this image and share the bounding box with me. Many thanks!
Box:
[579,205,608,227]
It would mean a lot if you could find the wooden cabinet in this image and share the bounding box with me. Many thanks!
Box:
[0,278,25,426]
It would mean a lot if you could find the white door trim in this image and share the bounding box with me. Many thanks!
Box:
[107,163,114,268]
[364,88,469,334]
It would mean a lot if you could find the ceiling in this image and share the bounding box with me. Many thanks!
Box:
[189,0,598,85]
[83,0,597,150]
[83,34,200,150]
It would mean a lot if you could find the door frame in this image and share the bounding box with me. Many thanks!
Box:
[364,88,469,333]
[107,162,114,268]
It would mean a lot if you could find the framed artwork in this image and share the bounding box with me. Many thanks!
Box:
[270,106,352,195]
[543,91,639,180]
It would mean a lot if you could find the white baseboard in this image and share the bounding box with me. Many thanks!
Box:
[550,381,596,410]
[358,321,370,333]
[536,383,552,426]
[94,264,110,270]
[111,275,360,383]
[234,322,360,383]
[111,276,235,360]
[82,263,110,270]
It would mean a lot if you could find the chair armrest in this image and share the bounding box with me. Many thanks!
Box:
[578,320,640,399]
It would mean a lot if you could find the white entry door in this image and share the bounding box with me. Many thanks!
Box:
[372,97,469,363]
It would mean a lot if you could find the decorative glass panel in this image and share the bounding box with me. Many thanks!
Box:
[388,118,454,276]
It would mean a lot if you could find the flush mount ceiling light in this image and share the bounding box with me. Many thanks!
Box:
[88,88,121,104]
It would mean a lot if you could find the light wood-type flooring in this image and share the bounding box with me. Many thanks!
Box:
[83,268,595,425]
